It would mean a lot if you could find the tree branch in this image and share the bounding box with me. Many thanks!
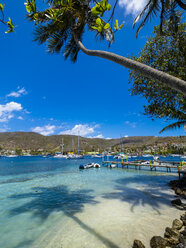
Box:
[75,38,186,95]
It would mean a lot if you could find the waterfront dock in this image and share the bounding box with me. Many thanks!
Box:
[102,160,183,173]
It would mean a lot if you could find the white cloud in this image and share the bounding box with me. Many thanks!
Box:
[88,134,104,139]
[125,121,136,128]
[24,109,31,114]
[0,127,9,132]
[7,87,27,98]
[60,124,96,136]
[18,116,23,120]
[32,124,56,136]
[124,135,129,138]
[119,0,147,16]
[0,102,23,123]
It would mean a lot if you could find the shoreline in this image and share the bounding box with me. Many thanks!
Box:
[0,156,185,248]
[132,177,186,248]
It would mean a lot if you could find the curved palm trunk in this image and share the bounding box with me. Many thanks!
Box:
[76,39,186,95]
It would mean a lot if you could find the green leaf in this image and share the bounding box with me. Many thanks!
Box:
[24,0,36,13]
[100,1,104,7]
[25,1,31,13]
[91,7,100,16]
[31,0,36,12]
[104,23,110,29]
[107,4,111,10]
[97,26,102,32]
[119,24,124,29]
[96,18,102,25]
[0,3,4,11]
[92,26,98,30]
[5,17,15,33]
[114,19,119,30]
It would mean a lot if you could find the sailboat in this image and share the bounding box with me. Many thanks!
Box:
[54,138,67,158]
[67,136,84,159]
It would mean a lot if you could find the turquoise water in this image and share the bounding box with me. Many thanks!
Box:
[0,156,182,248]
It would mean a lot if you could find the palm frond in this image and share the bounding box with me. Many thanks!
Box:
[175,0,186,10]
[47,29,69,53]
[134,0,160,37]
[63,37,80,62]
[28,0,90,62]
[134,0,184,37]
[133,0,152,29]
[159,120,186,133]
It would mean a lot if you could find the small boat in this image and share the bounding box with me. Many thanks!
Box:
[114,154,126,159]
[67,154,84,159]
[79,163,94,169]
[109,164,117,168]
[141,161,150,165]
[54,154,67,158]
[143,154,151,157]
[6,155,18,158]
[153,156,159,161]
[91,154,102,158]
[93,163,100,168]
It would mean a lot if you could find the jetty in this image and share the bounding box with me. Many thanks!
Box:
[102,159,185,174]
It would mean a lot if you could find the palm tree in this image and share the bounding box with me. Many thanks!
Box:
[160,120,186,133]
[133,0,186,36]
[26,0,186,95]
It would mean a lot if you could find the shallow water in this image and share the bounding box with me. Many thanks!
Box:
[0,156,183,248]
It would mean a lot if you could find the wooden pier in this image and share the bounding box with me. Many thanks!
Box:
[102,160,181,173]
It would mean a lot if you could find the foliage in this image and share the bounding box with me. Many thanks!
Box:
[0,132,185,153]
[129,13,186,132]
[133,0,186,37]
[24,0,123,62]
[15,148,22,155]
[0,2,15,33]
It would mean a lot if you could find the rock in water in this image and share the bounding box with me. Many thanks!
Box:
[180,228,186,236]
[172,219,183,230]
[150,236,168,248]
[175,188,182,195]
[180,213,186,221]
[171,199,182,206]
[164,227,180,239]
[175,244,186,248]
[132,240,146,248]
[164,227,180,246]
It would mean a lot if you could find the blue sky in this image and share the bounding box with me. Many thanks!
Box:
[0,0,185,139]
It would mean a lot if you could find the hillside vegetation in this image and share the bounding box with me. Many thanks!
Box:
[0,132,185,153]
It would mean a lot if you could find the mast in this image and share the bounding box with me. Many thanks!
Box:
[72,138,74,153]
[77,135,79,155]
[120,134,122,152]
[61,138,64,155]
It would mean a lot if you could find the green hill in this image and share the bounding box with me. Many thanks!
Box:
[0,132,185,153]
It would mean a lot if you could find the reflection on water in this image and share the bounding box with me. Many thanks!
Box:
[0,156,181,248]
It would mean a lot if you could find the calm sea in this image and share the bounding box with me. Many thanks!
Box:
[0,156,184,248]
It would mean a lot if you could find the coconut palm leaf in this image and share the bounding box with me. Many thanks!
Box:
[133,0,184,37]
[159,120,186,133]
[27,0,92,62]
[133,0,160,37]
[133,0,153,29]
[175,0,186,10]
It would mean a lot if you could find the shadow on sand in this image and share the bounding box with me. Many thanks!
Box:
[10,185,120,248]
[102,174,175,213]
